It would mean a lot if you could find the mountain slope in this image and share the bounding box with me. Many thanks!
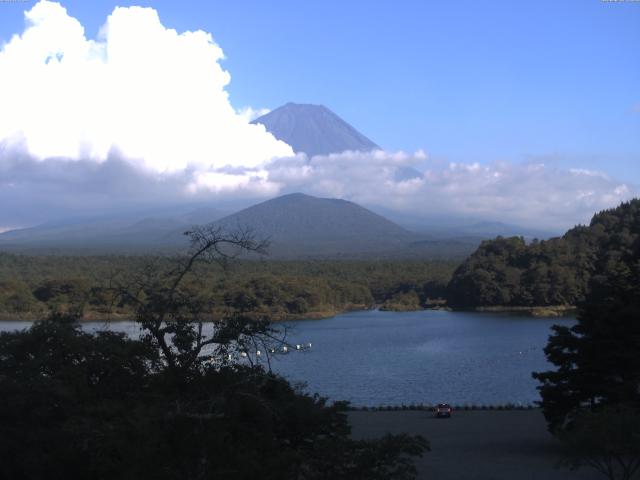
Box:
[252,103,379,157]
[0,207,226,253]
[0,193,479,259]
[212,193,418,257]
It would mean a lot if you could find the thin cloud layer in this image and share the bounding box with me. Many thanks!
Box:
[264,152,636,230]
[2,146,634,231]
[0,1,636,232]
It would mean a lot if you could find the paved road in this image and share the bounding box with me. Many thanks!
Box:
[349,410,602,480]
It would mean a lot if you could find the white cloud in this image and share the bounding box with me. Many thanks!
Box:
[236,106,270,122]
[0,1,292,174]
[1,143,635,231]
[263,152,637,230]
[0,1,635,233]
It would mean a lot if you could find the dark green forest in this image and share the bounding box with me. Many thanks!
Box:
[447,199,640,308]
[530,200,640,479]
[0,255,455,320]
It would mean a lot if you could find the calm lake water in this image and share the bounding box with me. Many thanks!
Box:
[0,310,573,407]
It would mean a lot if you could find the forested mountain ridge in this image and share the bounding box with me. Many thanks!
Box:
[208,193,477,258]
[213,193,415,250]
[446,199,640,308]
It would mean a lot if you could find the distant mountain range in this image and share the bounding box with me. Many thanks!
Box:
[442,221,557,240]
[252,102,379,157]
[0,207,226,254]
[392,218,558,241]
[367,205,559,240]
[0,193,483,258]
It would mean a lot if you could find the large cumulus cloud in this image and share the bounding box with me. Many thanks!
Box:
[0,1,292,172]
[0,1,636,232]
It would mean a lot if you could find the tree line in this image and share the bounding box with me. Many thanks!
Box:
[447,199,640,308]
[0,255,455,319]
[532,199,640,480]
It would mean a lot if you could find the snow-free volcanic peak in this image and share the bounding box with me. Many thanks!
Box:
[252,103,379,157]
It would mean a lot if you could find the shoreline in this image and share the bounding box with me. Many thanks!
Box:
[0,303,375,323]
[345,403,539,411]
[472,305,577,317]
[0,303,576,322]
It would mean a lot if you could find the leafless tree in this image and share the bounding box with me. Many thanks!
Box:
[112,225,287,374]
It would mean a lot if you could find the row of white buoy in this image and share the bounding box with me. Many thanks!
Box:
[212,342,313,362]
[285,342,313,353]
[262,342,313,355]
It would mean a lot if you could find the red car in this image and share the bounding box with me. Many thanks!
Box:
[436,403,453,418]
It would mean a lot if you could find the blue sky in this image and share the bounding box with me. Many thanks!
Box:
[0,0,638,229]
[2,0,636,179]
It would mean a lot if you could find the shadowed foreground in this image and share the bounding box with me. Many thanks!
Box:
[349,410,601,480]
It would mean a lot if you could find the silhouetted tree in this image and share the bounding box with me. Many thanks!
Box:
[533,200,640,432]
[558,405,640,480]
[0,227,429,480]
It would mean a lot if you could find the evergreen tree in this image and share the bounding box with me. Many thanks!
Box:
[533,200,640,431]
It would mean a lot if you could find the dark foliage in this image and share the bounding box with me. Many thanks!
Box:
[0,227,428,480]
[532,200,640,432]
[557,405,640,480]
[447,199,639,308]
[0,254,455,319]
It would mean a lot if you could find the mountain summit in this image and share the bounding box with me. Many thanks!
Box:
[212,193,415,257]
[251,103,379,157]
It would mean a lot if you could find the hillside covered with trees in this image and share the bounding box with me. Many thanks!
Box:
[531,199,640,479]
[447,199,640,308]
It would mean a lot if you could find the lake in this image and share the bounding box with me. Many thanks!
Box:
[0,309,572,407]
